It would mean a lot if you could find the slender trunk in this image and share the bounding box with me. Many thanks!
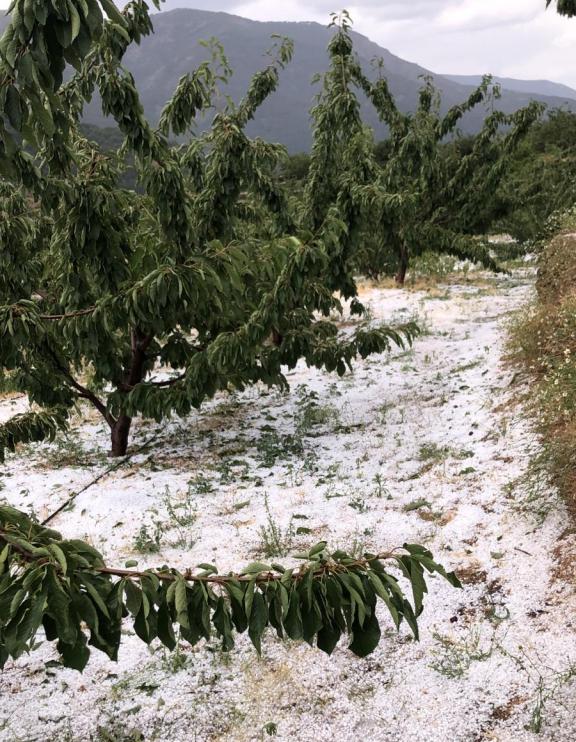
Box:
[110,415,132,457]
[108,329,152,457]
[395,246,409,286]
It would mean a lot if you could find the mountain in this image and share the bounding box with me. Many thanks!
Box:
[2,8,575,151]
[444,75,576,101]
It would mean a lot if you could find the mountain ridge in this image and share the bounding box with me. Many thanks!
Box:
[444,74,576,101]
[95,9,576,151]
[1,8,574,150]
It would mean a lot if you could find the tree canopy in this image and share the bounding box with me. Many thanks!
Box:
[0,2,417,458]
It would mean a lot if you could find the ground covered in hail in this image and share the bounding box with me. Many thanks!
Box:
[1,271,575,742]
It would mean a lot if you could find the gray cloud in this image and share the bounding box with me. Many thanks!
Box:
[154,0,448,20]
[153,0,239,10]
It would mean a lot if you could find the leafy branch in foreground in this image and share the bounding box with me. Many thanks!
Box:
[0,505,460,671]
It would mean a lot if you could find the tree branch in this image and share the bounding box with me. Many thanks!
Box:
[44,345,115,427]
[0,527,400,585]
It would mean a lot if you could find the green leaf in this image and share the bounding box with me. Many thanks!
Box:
[317,623,341,655]
[68,0,82,42]
[157,600,176,651]
[349,612,381,658]
[283,589,303,640]
[81,578,110,619]
[5,86,23,131]
[241,562,272,575]
[367,572,400,629]
[196,563,218,575]
[0,544,10,574]
[124,580,142,616]
[60,634,90,671]
[308,541,327,558]
[174,578,189,630]
[47,544,68,575]
[248,591,268,655]
[213,597,234,651]
[99,0,127,26]
[46,571,76,645]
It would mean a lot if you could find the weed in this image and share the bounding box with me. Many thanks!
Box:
[377,401,394,422]
[505,445,560,524]
[40,430,106,469]
[233,499,250,511]
[456,448,474,460]
[451,360,482,374]
[430,626,495,679]
[96,723,145,742]
[187,473,214,495]
[403,498,431,512]
[409,251,459,284]
[258,494,294,558]
[501,645,576,734]
[132,522,163,554]
[161,638,190,673]
[214,459,251,485]
[348,536,367,558]
[325,483,353,500]
[256,430,305,468]
[419,442,451,462]
[163,485,197,549]
[294,386,340,436]
[348,496,369,513]
[132,484,198,553]
[372,473,391,499]
[508,254,576,506]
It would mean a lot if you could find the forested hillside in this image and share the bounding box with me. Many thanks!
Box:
[2,7,574,151]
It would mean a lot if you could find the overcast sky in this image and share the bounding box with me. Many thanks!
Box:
[2,0,576,87]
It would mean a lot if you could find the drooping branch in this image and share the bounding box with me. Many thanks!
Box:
[0,504,461,670]
[43,344,114,427]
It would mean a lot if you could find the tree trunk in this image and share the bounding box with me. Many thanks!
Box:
[110,415,132,457]
[108,329,152,457]
[395,247,409,286]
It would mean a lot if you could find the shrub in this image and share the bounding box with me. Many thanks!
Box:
[510,231,576,503]
[536,228,576,304]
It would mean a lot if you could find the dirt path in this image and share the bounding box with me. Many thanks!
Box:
[1,273,575,742]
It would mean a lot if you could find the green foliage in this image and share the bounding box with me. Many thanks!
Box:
[0,504,461,671]
[0,408,69,463]
[536,226,576,302]
[281,152,310,182]
[510,231,576,504]
[258,494,294,558]
[485,110,576,241]
[537,204,576,248]
[284,19,542,283]
[357,79,542,281]
[0,4,417,457]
